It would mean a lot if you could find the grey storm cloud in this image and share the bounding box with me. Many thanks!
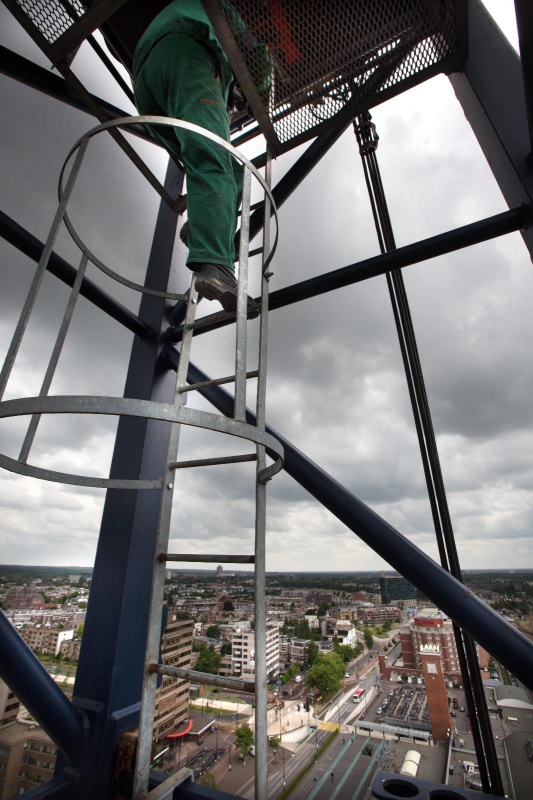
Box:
[1,1,532,571]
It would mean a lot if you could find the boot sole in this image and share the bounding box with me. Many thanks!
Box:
[195,275,238,313]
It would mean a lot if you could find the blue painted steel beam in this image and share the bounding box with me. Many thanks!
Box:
[450,0,533,256]
[71,160,184,799]
[162,350,533,692]
[0,611,85,762]
[0,45,154,145]
[0,209,150,339]
[168,206,528,341]
[514,0,533,152]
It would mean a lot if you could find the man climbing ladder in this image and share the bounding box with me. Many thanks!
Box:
[133,0,250,313]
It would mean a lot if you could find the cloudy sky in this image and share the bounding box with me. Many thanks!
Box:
[1,1,532,574]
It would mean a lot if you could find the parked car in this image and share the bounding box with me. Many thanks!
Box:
[459,706,465,712]
[376,707,382,716]
[451,711,457,717]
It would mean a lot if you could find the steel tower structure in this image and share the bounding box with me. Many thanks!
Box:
[1,2,533,799]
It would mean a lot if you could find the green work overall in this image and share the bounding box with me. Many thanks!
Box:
[133,0,242,272]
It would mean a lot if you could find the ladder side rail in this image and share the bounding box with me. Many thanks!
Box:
[233,166,252,422]
[19,253,89,463]
[253,149,274,800]
[132,280,199,800]
[0,209,151,339]
[0,136,89,401]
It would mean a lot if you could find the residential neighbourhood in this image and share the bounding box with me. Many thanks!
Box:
[0,567,532,797]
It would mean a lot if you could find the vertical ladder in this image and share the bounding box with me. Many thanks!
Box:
[0,112,281,800]
[132,140,282,800]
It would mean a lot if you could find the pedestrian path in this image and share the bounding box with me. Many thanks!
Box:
[319,721,339,732]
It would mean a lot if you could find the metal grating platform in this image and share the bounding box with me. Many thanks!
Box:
[205,0,467,154]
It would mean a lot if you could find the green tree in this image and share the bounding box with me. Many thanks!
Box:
[195,646,221,675]
[307,641,319,667]
[306,652,345,695]
[221,641,232,656]
[206,625,220,639]
[268,736,280,748]
[364,629,373,650]
[223,599,234,611]
[234,725,254,757]
[198,770,218,788]
[335,643,358,663]
[280,663,299,685]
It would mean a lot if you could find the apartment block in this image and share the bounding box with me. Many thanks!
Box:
[19,627,74,656]
[231,627,280,681]
[0,722,57,799]
[153,616,194,743]
[0,680,20,729]
[356,605,402,624]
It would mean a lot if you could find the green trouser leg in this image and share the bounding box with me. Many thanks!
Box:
[134,33,242,272]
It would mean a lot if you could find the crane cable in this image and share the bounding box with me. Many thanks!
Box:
[354,111,504,797]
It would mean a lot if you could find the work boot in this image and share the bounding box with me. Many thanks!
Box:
[179,220,189,247]
[195,264,259,319]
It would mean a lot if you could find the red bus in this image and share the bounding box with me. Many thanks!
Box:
[352,686,365,703]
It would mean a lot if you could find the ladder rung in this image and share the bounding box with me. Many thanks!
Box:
[186,304,260,330]
[234,246,263,261]
[169,453,257,469]
[158,553,255,564]
[145,769,193,800]
[178,370,258,394]
[148,664,256,693]
[238,199,265,216]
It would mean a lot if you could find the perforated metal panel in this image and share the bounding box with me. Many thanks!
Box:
[206,0,467,154]
[12,0,85,45]
[2,0,129,65]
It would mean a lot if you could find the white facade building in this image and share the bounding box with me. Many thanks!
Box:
[231,627,280,681]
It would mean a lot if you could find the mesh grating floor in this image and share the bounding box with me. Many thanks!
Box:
[211,0,467,153]
[13,0,85,45]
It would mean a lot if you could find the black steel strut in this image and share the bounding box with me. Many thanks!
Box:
[353,111,505,796]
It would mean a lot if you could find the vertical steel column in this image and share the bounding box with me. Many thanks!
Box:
[72,158,184,800]
[449,0,533,257]
[514,0,533,152]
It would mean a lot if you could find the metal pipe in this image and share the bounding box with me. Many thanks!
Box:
[0,210,151,339]
[162,350,533,691]
[168,207,528,343]
[0,611,85,762]
[148,664,254,693]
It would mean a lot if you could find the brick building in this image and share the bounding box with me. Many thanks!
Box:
[399,608,461,680]
[356,605,402,624]
[420,645,453,742]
